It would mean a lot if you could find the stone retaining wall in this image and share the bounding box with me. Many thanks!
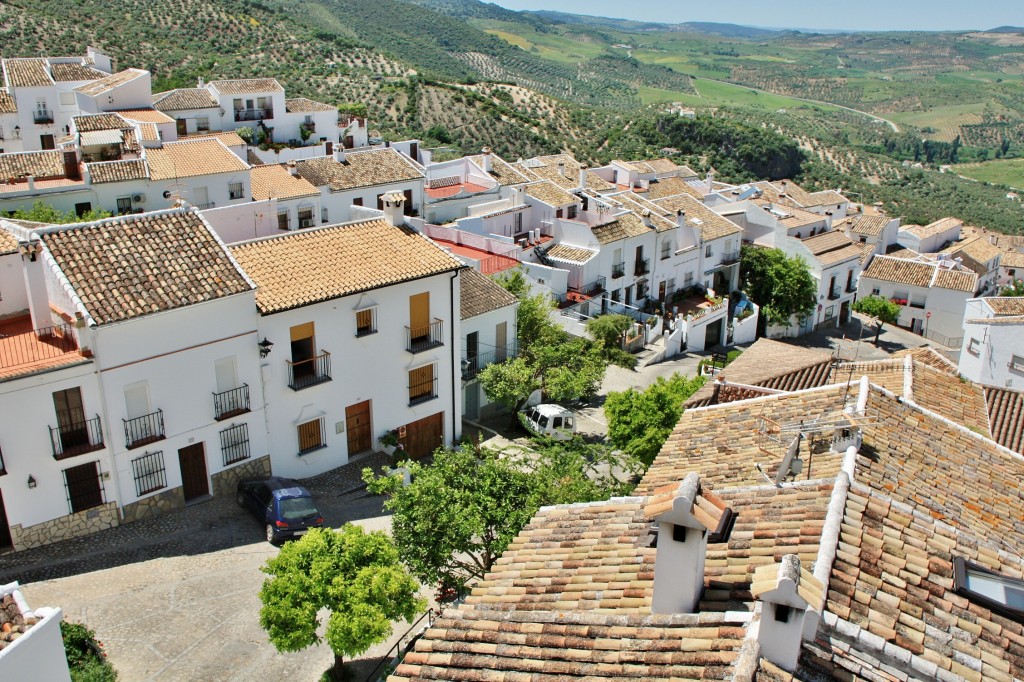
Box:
[10,502,119,550]
[211,455,271,497]
[121,486,185,524]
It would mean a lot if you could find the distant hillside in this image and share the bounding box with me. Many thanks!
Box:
[675,22,781,38]
[988,26,1024,33]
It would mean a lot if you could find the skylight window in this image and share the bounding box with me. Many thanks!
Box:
[954,557,1024,621]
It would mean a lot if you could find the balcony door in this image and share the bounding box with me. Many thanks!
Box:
[495,322,507,362]
[466,332,478,375]
[290,322,315,383]
[215,357,238,395]
[192,186,209,208]
[409,292,430,345]
[54,387,88,452]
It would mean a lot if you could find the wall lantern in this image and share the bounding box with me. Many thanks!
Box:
[27,475,36,489]
[258,337,274,358]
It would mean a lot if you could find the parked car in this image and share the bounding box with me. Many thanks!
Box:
[236,477,324,545]
[520,404,577,441]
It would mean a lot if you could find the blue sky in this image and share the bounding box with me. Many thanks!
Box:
[486,0,1024,32]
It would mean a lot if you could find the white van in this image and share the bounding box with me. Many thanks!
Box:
[521,404,577,441]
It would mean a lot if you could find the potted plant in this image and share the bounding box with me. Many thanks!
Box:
[379,429,400,455]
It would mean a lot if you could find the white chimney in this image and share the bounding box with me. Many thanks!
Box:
[579,167,587,191]
[287,159,298,177]
[706,170,714,193]
[750,554,824,672]
[382,192,406,227]
[645,473,732,615]
[676,209,686,230]
[641,208,653,228]
[557,161,565,177]
[480,147,493,173]
[197,76,205,88]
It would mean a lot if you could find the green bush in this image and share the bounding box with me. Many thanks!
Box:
[61,621,117,682]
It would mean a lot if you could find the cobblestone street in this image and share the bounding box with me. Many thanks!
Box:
[2,452,412,681]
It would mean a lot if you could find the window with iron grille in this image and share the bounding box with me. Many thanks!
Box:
[130,451,167,496]
[116,197,133,215]
[220,423,250,465]
[355,307,377,337]
[277,210,290,230]
[298,208,314,228]
[297,418,325,455]
[229,182,244,200]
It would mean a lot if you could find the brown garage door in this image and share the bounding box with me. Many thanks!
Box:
[401,412,444,460]
[345,400,372,455]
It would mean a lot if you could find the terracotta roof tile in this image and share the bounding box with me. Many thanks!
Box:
[861,255,977,292]
[146,139,249,180]
[523,180,575,207]
[284,97,334,113]
[208,78,283,95]
[114,109,175,125]
[983,296,1024,315]
[985,386,1024,455]
[71,113,129,133]
[889,346,958,373]
[468,154,531,186]
[184,130,246,147]
[152,88,219,111]
[230,219,463,314]
[545,243,598,264]
[910,362,990,437]
[49,63,106,82]
[86,159,148,184]
[0,89,15,114]
[652,194,741,242]
[73,69,147,96]
[41,211,252,325]
[842,214,890,237]
[903,216,962,239]
[590,211,653,245]
[3,59,52,87]
[0,225,19,255]
[250,163,320,202]
[943,236,1002,265]
[295,149,423,191]
[459,268,517,320]
[1001,251,1024,268]
[0,151,65,181]
[644,176,705,200]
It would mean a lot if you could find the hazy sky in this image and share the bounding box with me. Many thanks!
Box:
[486,0,1024,32]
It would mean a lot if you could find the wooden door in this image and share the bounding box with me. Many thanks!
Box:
[409,292,430,342]
[65,461,103,513]
[176,119,187,136]
[54,387,88,452]
[40,134,55,150]
[0,489,13,551]
[178,443,209,501]
[345,400,372,455]
[495,322,507,362]
[403,189,414,215]
[401,412,444,460]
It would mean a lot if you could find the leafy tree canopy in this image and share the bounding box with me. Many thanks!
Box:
[604,373,707,466]
[258,525,425,678]
[1000,279,1024,297]
[6,201,111,225]
[740,245,817,326]
[853,295,902,345]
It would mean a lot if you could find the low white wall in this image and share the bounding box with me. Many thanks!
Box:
[0,584,71,681]
[732,302,759,345]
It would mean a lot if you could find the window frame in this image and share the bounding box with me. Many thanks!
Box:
[967,338,980,357]
[953,556,1024,623]
[408,363,437,405]
[297,418,326,455]
[355,306,378,337]
[228,182,244,200]
[130,450,167,496]
[1010,354,1024,374]
[220,423,251,466]
[196,116,210,132]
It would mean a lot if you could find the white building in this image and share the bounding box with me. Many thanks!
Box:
[859,254,978,347]
[896,217,962,254]
[839,211,899,267]
[941,235,1003,297]
[999,251,1024,289]
[959,297,1024,390]
[229,197,465,477]
[0,582,70,681]
[459,268,518,421]
[250,163,322,231]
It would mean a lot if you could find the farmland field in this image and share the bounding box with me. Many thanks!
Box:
[953,158,1024,188]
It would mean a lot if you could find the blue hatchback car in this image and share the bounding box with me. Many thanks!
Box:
[236,477,324,545]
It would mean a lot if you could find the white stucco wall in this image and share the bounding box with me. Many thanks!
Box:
[0,589,70,682]
[0,251,29,317]
[318,180,423,226]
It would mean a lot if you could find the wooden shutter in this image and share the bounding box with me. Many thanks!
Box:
[298,420,322,452]
[409,365,433,401]
[409,292,430,332]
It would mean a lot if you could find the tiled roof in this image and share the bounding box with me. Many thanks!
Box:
[284,97,334,113]
[943,236,1003,266]
[932,266,977,292]
[136,122,160,142]
[250,163,320,202]
[890,346,957,373]
[519,156,616,192]
[545,243,598,264]
[0,224,19,255]
[41,211,252,326]
[860,255,977,292]
[230,219,463,314]
[459,268,517,320]
[801,230,849,256]
[86,159,148,184]
[0,151,65,180]
[73,68,147,96]
[902,216,962,239]
[686,339,834,408]
[910,362,991,437]
[49,62,106,82]
[612,193,676,233]
[208,78,283,94]
[652,193,742,242]
[72,113,128,133]
[1001,251,1024,268]
[152,88,219,111]
[830,359,907,393]
[295,149,423,191]
[643,176,705,201]
[983,296,1024,316]
[3,59,52,87]
[146,139,249,180]
[985,386,1024,455]
[591,211,652,246]
[843,214,890,237]
[468,154,531,186]
[523,180,575,207]
[755,201,825,231]
[0,89,15,114]
[114,109,175,124]
[185,130,246,147]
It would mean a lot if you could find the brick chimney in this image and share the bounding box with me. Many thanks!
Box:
[644,473,733,614]
[382,192,406,227]
[750,554,824,672]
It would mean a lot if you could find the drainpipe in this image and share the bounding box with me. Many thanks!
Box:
[450,269,460,446]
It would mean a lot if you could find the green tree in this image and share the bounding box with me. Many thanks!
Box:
[363,443,637,591]
[852,295,901,345]
[740,246,817,329]
[1000,279,1024,297]
[258,526,425,680]
[8,201,111,224]
[604,373,707,466]
[585,313,638,369]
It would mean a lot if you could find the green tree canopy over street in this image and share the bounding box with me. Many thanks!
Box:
[6,201,111,225]
[853,295,902,345]
[740,245,818,328]
[604,373,707,466]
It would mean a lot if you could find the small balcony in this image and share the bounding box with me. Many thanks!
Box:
[568,276,606,299]
[720,250,741,265]
[33,110,54,125]
[611,262,626,279]
[50,414,105,460]
[213,384,250,420]
[406,319,444,354]
[828,286,842,300]
[124,409,165,450]
[287,351,332,390]
[0,318,81,376]
[846,281,857,294]
[234,108,274,122]
[463,341,518,380]
[409,377,438,406]
[634,257,650,277]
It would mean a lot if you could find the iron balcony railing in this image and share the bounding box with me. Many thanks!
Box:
[0,322,79,372]
[50,413,104,460]
[569,276,606,297]
[124,409,165,450]
[194,202,215,210]
[846,281,858,293]
[463,341,518,380]
[287,351,332,390]
[634,257,650,277]
[611,262,625,279]
[234,107,274,121]
[33,110,54,124]
[720,250,741,265]
[213,384,250,420]
[406,319,444,353]
[828,286,842,300]
[409,376,438,406]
